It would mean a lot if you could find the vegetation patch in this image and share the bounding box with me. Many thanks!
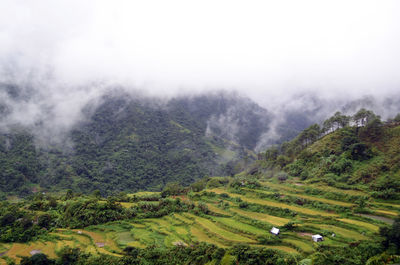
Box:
[338,218,379,233]
[229,208,290,226]
[185,213,255,243]
[312,224,369,241]
[213,217,268,236]
[282,238,314,253]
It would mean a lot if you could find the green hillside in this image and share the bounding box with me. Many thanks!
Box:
[258,110,400,201]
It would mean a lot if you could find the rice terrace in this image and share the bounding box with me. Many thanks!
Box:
[0,175,398,264]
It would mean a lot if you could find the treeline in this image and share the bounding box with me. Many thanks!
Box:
[264,108,391,162]
[258,109,400,199]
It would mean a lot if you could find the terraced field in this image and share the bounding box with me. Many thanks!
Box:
[212,217,268,236]
[282,238,314,253]
[207,188,338,217]
[206,203,232,216]
[338,218,379,232]
[229,208,290,226]
[250,187,354,207]
[1,181,398,264]
[184,213,256,244]
[311,224,369,240]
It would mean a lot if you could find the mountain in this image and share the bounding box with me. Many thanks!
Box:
[3,83,399,197]
[0,89,280,196]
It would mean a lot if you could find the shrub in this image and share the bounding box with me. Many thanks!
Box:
[276,172,288,182]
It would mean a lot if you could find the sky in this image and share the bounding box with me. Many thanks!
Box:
[0,0,400,145]
[1,0,400,100]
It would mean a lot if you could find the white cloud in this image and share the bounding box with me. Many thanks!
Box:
[0,0,400,143]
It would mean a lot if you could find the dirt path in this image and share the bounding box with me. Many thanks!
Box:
[0,251,7,257]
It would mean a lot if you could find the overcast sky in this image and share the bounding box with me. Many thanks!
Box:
[1,0,400,104]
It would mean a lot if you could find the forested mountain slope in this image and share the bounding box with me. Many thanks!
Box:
[0,91,278,196]
[256,109,400,200]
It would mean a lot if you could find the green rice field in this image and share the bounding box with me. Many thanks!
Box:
[1,180,398,264]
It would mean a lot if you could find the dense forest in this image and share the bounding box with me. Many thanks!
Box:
[0,91,274,196]
[0,88,328,197]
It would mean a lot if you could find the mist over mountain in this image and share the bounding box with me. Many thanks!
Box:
[0,88,275,195]
[1,79,400,197]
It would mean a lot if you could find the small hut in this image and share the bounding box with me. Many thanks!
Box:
[270,227,280,235]
[312,234,323,242]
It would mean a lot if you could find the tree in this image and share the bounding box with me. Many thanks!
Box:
[161,182,185,197]
[265,147,278,161]
[360,116,383,141]
[65,190,73,200]
[323,112,350,133]
[56,247,81,265]
[299,124,321,146]
[276,155,291,168]
[350,143,371,161]
[353,108,376,127]
[92,190,101,199]
[394,113,400,122]
[20,253,55,265]
[380,216,400,254]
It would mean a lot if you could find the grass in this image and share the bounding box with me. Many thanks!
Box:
[206,203,232,216]
[116,231,136,245]
[252,187,354,207]
[307,184,367,196]
[229,208,290,226]
[128,191,160,197]
[185,213,255,243]
[374,209,399,217]
[313,224,369,240]
[120,202,135,208]
[173,213,194,224]
[267,245,299,254]
[73,230,100,240]
[5,241,58,263]
[0,244,9,253]
[147,218,174,228]
[290,194,353,207]
[375,202,400,208]
[163,215,186,226]
[207,188,338,217]
[146,221,172,235]
[190,225,228,248]
[213,217,268,236]
[259,182,300,193]
[220,253,236,265]
[338,218,379,233]
[163,233,183,246]
[282,238,314,253]
[130,223,146,228]
[130,227,164,246]
[172,226,189,237]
